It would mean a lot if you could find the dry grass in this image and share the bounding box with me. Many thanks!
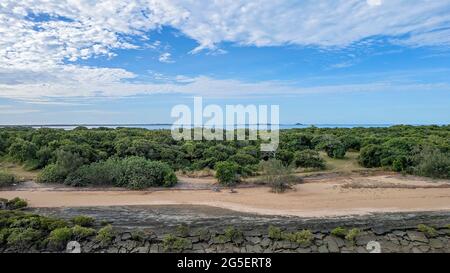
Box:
[0,160,39,182]
[177,168,215,178]
[321,151,367,172]
[292,151,371,177]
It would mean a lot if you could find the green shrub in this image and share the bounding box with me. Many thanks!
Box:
[417,224,437,238]
[284,230,313,245]
[6,197,28,210]
[413,148,450,179]
[64,158,122,187]
[392,156,408,172]
[293,149,325,169]
[48,227,73,249]
[40,217,69,231]
[214,161,240,186]
[275,149,294,165]
[71,215,95,227]
[331,227,348,238]
[72,225,95,240]
[7,227,42,248]
[359,145,384,168]
[258,159,302,193]
[223,226,243,244]
[95,225,115,246]
[0,171,16,187]
[118,157,178,189]
[0,228,10,244]
[339,135,361,151]
[8,138,37,163]
[229,153,259,166]
[64,157,177,189]
[268,226,313,245]
[130,230,146,242]
[176,224,190,237]
[162,234,190,252]
[37,164,66,183]
[268,226,283,240]
[325,141,346,159]
[345,228,361,242]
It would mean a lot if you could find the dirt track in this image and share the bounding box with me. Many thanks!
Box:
[1,174,450,217]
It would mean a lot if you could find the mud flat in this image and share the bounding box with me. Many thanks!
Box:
[29,205,450,233]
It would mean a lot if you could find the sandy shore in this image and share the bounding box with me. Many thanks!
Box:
[1,175,450,217]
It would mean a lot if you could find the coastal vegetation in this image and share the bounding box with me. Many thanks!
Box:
[0,125,448,189]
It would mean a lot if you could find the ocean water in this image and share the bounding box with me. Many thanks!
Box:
[21,124,395,130]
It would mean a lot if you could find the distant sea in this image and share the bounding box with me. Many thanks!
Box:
[0,123,401,130]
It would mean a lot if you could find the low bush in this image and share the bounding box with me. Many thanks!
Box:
[325,142,346,159]
[258,159,302,193]
[345,228,361,242]
[267,226,313,245]
[130,230,146,242]
[37,164,66,183]
[275,149,294,165]
[6,227,42,248]
[64,159,120,187]
[72,225,95,240]
[268,226,283,240]
[413,148,450,179]
[417,224,437,238]
[95,225,115,246]
[117,157,177,189]
[60,156,177,189]
[162,234,190,252]
[214,161,240,186]
[359,144,384,168]
[71,215,95,227]
[6,197,28,210]
[0,228,9,244]
[293,149,325,169]
[176,224,190,237]
[228,153,259,166]
[223,226,243,245]
[40,217,69,231]
[0,171,16,187]
[284,230,313,245]
[331,227,347,238]
[48,227,73,249]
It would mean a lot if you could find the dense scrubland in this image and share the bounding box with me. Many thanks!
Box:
[0,125,449,189]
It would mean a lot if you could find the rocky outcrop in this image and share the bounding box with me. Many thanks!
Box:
[2,206,449,253]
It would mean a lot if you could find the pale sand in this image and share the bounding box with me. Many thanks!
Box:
[1,175,450,217]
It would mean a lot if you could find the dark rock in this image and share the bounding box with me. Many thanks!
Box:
[429,239,444,249]
[121,233,132,241]
[246,236,261,244]
[260,238,271,248]
[324,236,340,253]
[246,244,263,253]
[318,245,329,253]
[406,231,429,243]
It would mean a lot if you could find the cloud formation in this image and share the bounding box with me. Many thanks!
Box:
[1,0,450,100]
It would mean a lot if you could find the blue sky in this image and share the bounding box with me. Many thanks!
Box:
[1,0,450,125]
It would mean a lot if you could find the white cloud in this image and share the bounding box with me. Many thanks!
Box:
[367,0,382,7]
[1,0,450,101]
[1,0,450,71]
[158,52,174,63]
[1,67,450,101]
[0,105,40,114]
